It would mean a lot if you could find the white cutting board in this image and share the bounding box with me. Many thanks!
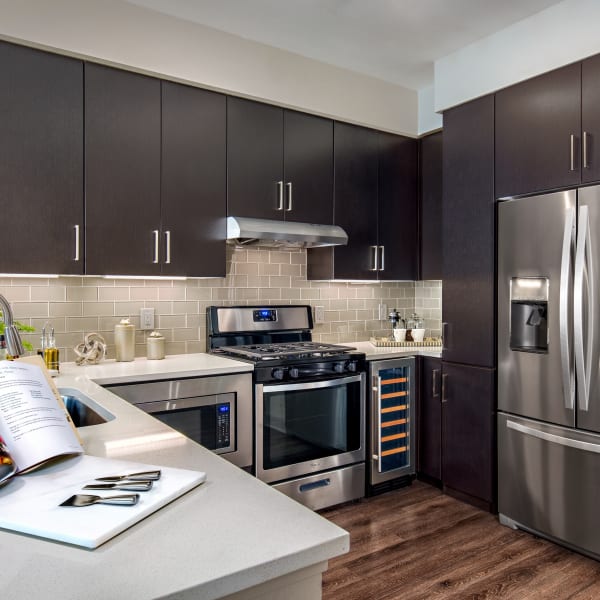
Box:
[0,454,206,549]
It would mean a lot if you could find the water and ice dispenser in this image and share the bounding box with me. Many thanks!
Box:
[509,277,549,353]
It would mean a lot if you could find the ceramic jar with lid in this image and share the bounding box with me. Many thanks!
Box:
[146,330,165,360]
[114,318,135,361]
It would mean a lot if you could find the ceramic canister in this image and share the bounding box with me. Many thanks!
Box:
[146,330,165,360]
[114,318,135,362]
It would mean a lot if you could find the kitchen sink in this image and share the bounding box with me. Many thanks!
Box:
[58,387,115,427]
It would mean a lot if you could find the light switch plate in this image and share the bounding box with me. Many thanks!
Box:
[140,308,155,330]
[378,303,388,321]
[314,305,325,324]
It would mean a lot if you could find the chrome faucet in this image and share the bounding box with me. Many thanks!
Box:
[0,295,24,357]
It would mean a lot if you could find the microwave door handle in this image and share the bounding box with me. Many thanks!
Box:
[560,206,576,410]
[575,205,591,411]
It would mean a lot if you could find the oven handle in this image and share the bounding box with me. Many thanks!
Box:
[261,373,363,393]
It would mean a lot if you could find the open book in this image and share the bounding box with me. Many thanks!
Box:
[0,356,83,486]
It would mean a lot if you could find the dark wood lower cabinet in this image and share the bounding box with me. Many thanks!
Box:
[441,362,495,510]
[417,357,442,483]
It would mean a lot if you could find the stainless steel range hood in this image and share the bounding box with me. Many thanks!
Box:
[226,216,348,248]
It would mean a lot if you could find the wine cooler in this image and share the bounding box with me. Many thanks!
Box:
[367,357,415,493]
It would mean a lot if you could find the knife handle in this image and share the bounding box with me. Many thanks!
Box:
[98,494,139,506]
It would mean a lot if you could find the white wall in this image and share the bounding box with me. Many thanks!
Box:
[435,0,600,112]
[0,0,418,136]
[418,85,443,135]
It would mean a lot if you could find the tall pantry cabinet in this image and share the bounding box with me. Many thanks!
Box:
[441,95,496,510]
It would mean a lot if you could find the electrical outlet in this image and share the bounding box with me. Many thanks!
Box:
[378,303,388,321]
[140,307,155,330]
[314,305,325,324]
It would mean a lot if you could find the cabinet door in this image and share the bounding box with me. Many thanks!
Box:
[495,63,581,198]
[418,357,442,482]
[582,54,600,184]
[283,110,333,225]
[442,362,495,508]
[331,122,379,280]
[161,82,226,277]
[442,95,495,368]
[378,132,418,280]
[85,64,161,276]
[0,42,83,275]
[227,97,284,220]
[419,131,442,280]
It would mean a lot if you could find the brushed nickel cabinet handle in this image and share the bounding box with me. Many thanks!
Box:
[286,182,293,211]
[570,134,576,171]
[152,230,159,264]
[276,181,284,210]
[379,246,385,271]
[73,224,80,262]
[164,230,171,264]
[441,373,448,403]
[432,368,440,397]
[369,245,379,271]
[584,131,589,169]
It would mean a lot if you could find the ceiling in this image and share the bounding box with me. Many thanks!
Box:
[126,0,564,90]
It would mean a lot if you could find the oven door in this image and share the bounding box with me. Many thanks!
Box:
[137,394,235,455]
[255,373,365,483]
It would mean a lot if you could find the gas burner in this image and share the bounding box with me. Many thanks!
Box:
[218,341,357,361]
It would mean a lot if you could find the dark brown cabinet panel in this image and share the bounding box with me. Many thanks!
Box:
[442,362,495,508]
[227,99,333,224]
[582,54,600,184]
[0,42,83,275]
[442,95,495,368]
[419,131,442,280]
[327,122,379,280]
[283,110,333,225]
[378,132,418,280]
[307,125,418,281]
[227,97,284,220]
[418,356,442,482]
[85,63,161,276]
[495,63,581,198]
[161,82,226,277]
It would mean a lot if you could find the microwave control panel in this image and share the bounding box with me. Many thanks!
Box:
[216,403,231,449]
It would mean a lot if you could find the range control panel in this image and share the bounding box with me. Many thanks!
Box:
[253,309,277,322]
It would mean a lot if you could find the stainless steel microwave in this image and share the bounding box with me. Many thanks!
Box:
[105,373,253,469]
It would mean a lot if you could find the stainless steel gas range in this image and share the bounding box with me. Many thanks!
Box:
[207,305,366,510]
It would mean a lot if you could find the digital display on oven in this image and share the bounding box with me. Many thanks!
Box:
[253,309,277,322]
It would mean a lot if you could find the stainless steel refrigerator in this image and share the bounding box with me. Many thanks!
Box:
[498,185,600,559]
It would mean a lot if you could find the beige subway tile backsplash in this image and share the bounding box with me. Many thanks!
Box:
[1,247,442,362]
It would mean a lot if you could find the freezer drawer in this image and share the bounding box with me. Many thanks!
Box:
[498,412,600,558]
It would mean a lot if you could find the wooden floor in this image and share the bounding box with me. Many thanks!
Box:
[320,481,600,599]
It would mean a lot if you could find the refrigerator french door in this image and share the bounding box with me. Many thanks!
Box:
[498,185,600,558]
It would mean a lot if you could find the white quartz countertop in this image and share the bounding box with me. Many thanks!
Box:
[342,340,442,360]
[1,353,349,600]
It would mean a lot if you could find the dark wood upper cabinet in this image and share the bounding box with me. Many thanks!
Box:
[442,95,495,368]
[0,42,83,275]
[307,124,418,281]
[308,122,379,280]
[582,54,600,184]
[227,97,284,220]
[85,63,161,276]
[161,82,226,278]
[441,362,495,509]
[495,62,581,198]
[227,97,333,224]
[378,132,418,280]
[282,110,333,225]
[419,131,442,281]
[418,356,442,482]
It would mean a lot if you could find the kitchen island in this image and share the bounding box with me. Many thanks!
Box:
[0,353,349,600]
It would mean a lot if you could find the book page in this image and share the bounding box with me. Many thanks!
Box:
[0,360,83,473]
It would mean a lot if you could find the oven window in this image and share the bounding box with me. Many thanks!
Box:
[262,379,361,469]
[151,403,231,451]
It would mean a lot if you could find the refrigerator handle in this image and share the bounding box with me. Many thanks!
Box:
[560,206,576,410]
[507,419,600,454]
[575,205,593,412]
